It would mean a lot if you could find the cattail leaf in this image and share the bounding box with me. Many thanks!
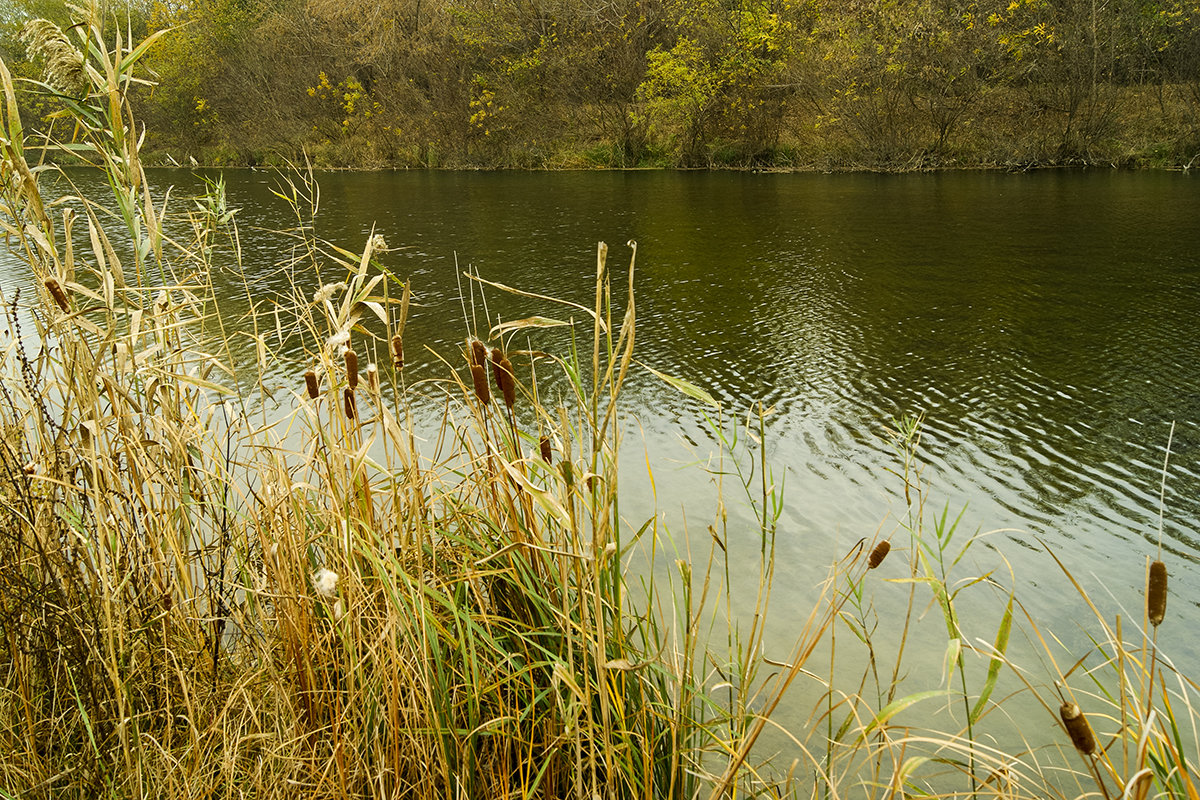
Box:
[642,363,720,409]
[497,456,572,530]
[941,637,962,686]
[859,689,949,742]
[970,594,1013,724]
[896,757,932,786]
[361,300,388,327]
[489,316,572,338]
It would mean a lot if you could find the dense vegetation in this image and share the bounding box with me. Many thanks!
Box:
[4,0,1200,168]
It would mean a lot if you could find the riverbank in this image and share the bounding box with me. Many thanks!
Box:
[133,79,1200,171]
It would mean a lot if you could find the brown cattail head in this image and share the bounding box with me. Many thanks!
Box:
[304,369,320,399]
[868,540,891,569]
[45,277,69,312]
[470,339,488,369]
[539,435,553,464]
[490,347,516,410]
[343,387,357,420]
[470,363,490,406]
[366,363,378,392]
[390,334,404,370]
[561,460,574,488]
[343,348,359,389]
[1060,702,1097,757]
[1148,560,1168,627]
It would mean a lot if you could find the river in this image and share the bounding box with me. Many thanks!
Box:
[5,166,1200,759]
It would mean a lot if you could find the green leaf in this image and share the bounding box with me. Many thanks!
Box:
[970,594,1013,724]
[859,689,949,742]
[642,362,720,408]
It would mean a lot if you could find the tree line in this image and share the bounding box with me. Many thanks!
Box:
[5,0,1200,168]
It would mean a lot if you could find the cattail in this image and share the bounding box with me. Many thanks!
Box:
[344,348,359,389]
[561,460,574,488]
[44,277,69,312]
[1060,702,1097,757]
[304,369,319,399]
[539,435,553,464]
[490,347,516,410]
[470,363,490,405]
[390,334,404,369]
[366,363,378,392]
[344,387,357,420]
[471,339,488,369]
[1148,560,1168,627]
[868,540,891,569]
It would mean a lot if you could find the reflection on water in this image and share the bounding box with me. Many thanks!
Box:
[5,167,1200,641]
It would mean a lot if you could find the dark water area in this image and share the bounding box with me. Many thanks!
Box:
[6,167,1200,666]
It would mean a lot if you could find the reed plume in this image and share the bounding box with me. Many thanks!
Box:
[20,19,87,96]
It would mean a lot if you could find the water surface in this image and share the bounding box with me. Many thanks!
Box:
[6,166,1200,684]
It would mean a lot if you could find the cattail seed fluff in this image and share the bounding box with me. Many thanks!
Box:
[343,387,357,420]
[539,435,553,464]
[304,369,319,399]
[868,540,891,569]
[1060,702,1097,756]
[366,363,378,392]
[344,348,359,389]
[45,277,69,312]
[390,334,404,369]
[1148,560,1168,627]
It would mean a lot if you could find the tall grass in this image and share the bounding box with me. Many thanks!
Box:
[2,6,1198,799]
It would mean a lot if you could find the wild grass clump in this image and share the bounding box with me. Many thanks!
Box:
[2,7,1199,800]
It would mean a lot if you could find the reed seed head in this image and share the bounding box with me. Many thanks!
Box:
[540,435,553,464]
[1148,560,1167,627]
[390,334,404,369]
[470,363,490,406]
[343,387,357,420]
[44,277,69,312]
[868,540,891,569]
[304,369,319,399]
[20,19,88,96]
[343,348,359,389]
[1060,702,1097,757]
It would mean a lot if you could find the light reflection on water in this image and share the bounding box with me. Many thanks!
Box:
[4,166,1200,757]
